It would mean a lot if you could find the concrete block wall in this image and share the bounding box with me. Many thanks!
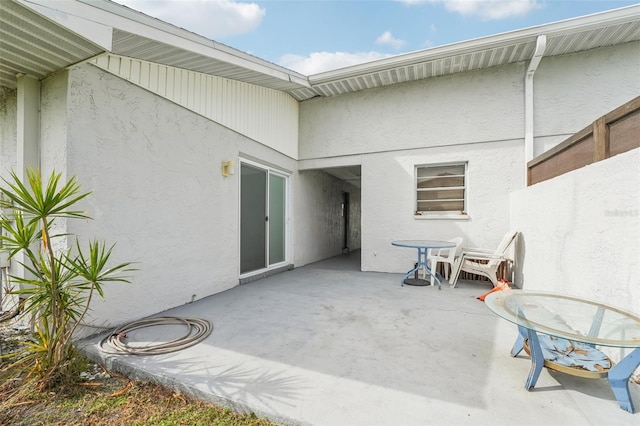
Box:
[509,148,639,314]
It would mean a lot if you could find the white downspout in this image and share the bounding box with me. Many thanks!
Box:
[524,35,546,183]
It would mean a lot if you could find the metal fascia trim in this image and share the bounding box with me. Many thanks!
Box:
[17,0,113,51]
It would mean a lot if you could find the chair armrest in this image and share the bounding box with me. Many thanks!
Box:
[460,252,505,261]
[460,247,494,254]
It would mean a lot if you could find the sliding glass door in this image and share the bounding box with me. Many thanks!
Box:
[240,162,288,275]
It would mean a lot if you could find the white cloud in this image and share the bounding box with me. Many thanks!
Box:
[279,51,394,75]
[116,0,265,38]
[398,0,542,20]
[375,31,407,49]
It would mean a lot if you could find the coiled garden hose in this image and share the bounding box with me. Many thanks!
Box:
[99,316,213,355]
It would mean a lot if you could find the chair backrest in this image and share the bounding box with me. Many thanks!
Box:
[448,237,464,260]
[489,231,518,265]
[433,237,464,262]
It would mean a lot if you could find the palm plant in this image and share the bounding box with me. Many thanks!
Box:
[0,168,134,388]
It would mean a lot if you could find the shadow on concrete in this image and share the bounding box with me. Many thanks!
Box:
[81,251,640,425]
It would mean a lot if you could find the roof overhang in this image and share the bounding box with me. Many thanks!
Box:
[0,0,310,96]
[1,1,640,101]
[292,4,640,100]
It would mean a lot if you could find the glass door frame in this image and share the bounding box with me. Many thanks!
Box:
[238,158,290,279]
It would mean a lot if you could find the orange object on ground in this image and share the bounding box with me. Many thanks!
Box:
[477,279,511,301]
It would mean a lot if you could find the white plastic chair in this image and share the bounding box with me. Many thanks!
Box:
[449,231,518,288]
[427,237,463,286]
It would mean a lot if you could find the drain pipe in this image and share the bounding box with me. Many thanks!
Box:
[524,35,547,184]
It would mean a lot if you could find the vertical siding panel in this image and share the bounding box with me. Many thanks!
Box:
[245,84,253,138]
[107,55,119,73]
[180,69,189,106]
[200,74,207,116]
[230,80,236,130]
[187,71,196,110]
[130,60,141,85]
[140,61,150,89]
[120,57,131,80]
[271,92,279,149]
[166,67,175,102]
[205,75,211,119]
[263,88,269,146]
[256,87,263,140]
[94,55,109,68]
[213,75,219,121]
[216,77,223,123]
[208,75,215,120]
[237,81,243,132]
[173,69,181,105]
[192,72,201,112]
[149,63,159,92]
[203,75,210,118]
[220,78,226,124]
[157,65,166,97]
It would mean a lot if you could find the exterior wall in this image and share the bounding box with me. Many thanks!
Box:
[362,140,522,273]
[292,170,361,266]
[299,63,526,159]
[64,63,303,327]
[0,90,17,311]
[509,148,639,314]
[300,64,527,273]
[533,41,640,156]
[92,55,299,160]
[0,90,17,179]
[299,43,639,275]
[40,71,69,184]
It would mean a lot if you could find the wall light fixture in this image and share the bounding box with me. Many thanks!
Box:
[222,160,235,177]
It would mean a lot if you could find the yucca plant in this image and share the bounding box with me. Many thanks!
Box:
[0,168,134,389]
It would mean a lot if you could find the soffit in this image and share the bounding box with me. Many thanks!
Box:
[110,29,309,92]
[0,0,310,95]
[295,14,640,101]
[0,0,104,91]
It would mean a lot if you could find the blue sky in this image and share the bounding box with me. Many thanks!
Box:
[116,0,639,74]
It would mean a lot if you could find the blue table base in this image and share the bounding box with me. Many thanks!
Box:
[510,325,640,413]
[400,247,442,289]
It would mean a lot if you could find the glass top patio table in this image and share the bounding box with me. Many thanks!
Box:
[391,240,456,289]
[485,291,640,348]
[485,290,640,413]
[391,240,456,249]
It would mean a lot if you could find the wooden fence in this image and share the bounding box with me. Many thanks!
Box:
[528,96,640,186]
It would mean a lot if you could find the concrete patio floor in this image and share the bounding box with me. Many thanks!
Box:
[81,251,640,425]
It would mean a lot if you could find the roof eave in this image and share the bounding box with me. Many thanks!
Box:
[309,3,640,84]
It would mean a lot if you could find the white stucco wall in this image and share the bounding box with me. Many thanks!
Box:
[92,55,300,160]
[0,90,17,179]
[299,43,639,277]
[361,140,523,273]
[64,64,303,327]
[300,63,527,274]
[533,41,640,156]
[0,90,17,311]
[299,63,526,159]
[1,64,362,328]
[40,71,69,185]
[509,148,639,314]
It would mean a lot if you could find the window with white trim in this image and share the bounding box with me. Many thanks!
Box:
[415,163,467,215]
